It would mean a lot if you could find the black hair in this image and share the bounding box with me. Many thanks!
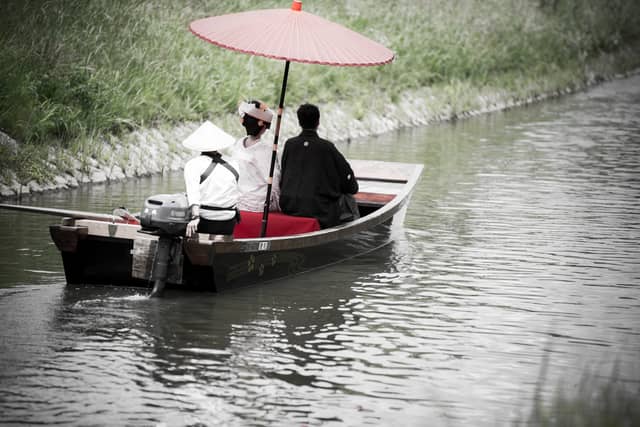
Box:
[297,103,320,130]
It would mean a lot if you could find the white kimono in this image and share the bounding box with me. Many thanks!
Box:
[183,154,240,221]
[229,136,281,212]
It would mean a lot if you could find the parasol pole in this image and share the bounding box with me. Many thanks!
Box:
[260,59,290,237]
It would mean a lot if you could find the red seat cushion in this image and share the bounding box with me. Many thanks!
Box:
[233,210,320,238]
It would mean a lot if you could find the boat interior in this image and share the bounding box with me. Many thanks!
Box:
[229,159,410,238]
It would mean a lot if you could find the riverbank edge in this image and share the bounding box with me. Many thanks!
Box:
[2,47,639,201]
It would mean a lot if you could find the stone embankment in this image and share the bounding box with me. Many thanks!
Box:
[0,69,634,200]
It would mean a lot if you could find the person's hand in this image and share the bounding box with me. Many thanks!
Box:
[186,217,200,237]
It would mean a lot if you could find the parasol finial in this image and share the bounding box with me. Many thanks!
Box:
[291,1,302,11]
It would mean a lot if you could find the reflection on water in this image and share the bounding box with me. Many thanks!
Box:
[1,75,639,425]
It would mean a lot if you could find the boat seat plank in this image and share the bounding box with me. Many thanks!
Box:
[354,192,395,206]
[350,159,415,183]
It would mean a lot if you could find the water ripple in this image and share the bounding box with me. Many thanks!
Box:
[1,76,640,425]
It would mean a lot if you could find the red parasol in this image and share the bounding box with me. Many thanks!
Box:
[190,1,394,236]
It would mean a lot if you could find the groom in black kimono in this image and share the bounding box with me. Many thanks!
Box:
[279,103,359,228]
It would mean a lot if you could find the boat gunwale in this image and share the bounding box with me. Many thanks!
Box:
[56,161,423,254]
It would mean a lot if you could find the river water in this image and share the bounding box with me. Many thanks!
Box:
[1,75,639,426]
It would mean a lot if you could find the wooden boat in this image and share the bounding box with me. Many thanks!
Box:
[1,159,422,293]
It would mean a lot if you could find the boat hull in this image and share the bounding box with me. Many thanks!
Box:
[44,160,422,293]
[199,218,398,291]
[50,213,401,292]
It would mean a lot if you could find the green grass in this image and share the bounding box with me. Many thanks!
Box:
[1,0,640,184]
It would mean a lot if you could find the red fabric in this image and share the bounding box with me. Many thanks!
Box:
[233,210,320,238]
[189,7,394,67]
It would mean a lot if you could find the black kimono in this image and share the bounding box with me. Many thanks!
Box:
[279,129,359,228]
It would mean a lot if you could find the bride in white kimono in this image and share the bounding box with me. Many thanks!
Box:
[229,100,281,212]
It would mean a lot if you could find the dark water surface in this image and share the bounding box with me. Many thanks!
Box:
[1,75,639,426]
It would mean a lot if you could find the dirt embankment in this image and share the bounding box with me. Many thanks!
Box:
[1,67,637,200]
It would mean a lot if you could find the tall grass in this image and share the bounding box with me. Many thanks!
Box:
[1,0,640,183]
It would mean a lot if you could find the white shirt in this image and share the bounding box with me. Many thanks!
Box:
[184,153,241,221]
[229,136,281,212]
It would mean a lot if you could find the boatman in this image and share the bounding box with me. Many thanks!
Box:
[182,121,241,237]
[279,103,359,228]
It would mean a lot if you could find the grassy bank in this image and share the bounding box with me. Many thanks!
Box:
[1,0,640,186]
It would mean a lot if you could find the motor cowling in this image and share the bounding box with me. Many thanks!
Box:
[140,193,190,236]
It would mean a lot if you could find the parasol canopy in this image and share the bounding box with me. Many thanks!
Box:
[190,1,394,66]
[189,1,394,236]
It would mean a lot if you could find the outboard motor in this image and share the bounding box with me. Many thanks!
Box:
[139,193,190,297]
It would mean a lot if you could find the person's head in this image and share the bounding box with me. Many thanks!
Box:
[238,100,273,137]
[297,103,320,130]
